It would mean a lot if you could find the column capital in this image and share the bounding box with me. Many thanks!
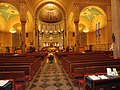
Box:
[35,18,38,20]
[21,20,26,23]
[74,20,79,24]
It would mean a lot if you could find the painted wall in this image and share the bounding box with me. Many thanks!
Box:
[0,31,12,53]
[68,31,76,51]
[87,27,112,51]
[26,32,33,47]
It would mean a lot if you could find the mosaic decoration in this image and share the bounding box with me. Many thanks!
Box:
[39,4,63,23]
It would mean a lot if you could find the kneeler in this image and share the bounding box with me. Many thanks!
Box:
[78,72,107,90]
[78,74,86,90]
[78,68,96,90]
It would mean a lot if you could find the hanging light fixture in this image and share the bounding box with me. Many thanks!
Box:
[83,29,89,33]
[9,27,16,33]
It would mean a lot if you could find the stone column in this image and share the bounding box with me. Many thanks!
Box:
[111,0,120,59]
[105,4,112,50]
[63,19,67,48]
[21,20,26,53]
[74,4,80,52]
[74,21,79,52]
[34,18,39,51]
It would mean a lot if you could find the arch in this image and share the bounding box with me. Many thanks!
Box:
[34,0,67,20]
[26,11,34,32]
[79,6,107,32]
[26,22,33,32]
[6,16,21,32]
[0,16,6,31]
[79,17,91,32]
[0,3,20,32]
[67,12,75,32]
[27,11,33,23]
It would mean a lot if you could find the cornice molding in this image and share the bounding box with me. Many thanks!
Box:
[74,0,111,5]
[21,20,26,23]
[19,0,25,3]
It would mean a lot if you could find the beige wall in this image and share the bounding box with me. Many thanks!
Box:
[87,26,112,51]
[68,31,76,50]
[0,31,33,53]
[26,32,33,47]
[0,31,12,53]
[87,32,95,45]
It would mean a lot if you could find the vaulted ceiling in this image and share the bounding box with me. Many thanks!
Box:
[0,3,33,33]
[0,3,19,21]
[79,6,107,32]
[0,0,110,33]
[0,0,73,33]
[67,5,107,32]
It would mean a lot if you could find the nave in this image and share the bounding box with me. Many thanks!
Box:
[28,56,78,90]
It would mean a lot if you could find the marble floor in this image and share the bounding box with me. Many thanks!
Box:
[28,56,79,90]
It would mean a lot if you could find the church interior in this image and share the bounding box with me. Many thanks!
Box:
[0,0,120,90]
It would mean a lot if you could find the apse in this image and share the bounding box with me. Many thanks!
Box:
[38,3,63,23]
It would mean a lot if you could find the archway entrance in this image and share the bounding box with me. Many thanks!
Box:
[0,3,20,53]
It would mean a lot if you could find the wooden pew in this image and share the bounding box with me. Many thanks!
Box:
[77,64,120,90]
[56,51,113,61]
[71,60,120,79]
[0,65,32,81]
[61,54,113,73]
[0,57,41,76]
[0,60,35,76]
[0,53,47,90]
[66,58,114,75]
[0,71,27,90]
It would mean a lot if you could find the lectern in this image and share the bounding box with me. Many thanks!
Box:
[0,80,12,90]
[86,75,120,90]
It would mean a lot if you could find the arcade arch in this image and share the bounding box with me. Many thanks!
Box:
[79,6,108,51]
[0,3,33,53]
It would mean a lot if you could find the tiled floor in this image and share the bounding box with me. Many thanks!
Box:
[28,56,78,90]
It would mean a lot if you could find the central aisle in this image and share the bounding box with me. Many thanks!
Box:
[29,56,78,90]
